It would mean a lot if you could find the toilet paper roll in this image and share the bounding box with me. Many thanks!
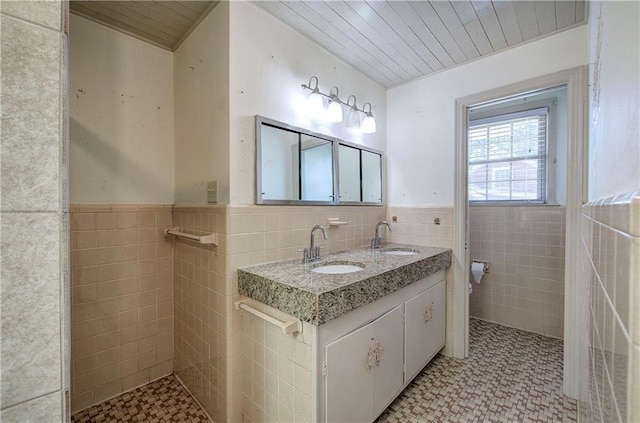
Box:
[471,262,485,284]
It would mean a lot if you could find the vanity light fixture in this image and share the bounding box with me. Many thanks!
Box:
[326,86,343,123]
[362,103,376,134]
[306,76,325,118]
[345,95,361,129]
[301,76,376,133]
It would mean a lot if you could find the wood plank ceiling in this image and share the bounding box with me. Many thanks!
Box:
[255,0,588,87]
[69,1,219,51]
[69,1,587,88]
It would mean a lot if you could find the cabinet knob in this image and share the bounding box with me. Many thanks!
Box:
[374,341,384,366]
[424,302,434,323]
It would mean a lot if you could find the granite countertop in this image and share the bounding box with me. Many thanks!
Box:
[238,243,452,325]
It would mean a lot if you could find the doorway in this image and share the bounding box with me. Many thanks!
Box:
[467,85,568,335]
[452,67,588,400]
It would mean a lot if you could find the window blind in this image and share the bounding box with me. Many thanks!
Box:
[468,108,548,202]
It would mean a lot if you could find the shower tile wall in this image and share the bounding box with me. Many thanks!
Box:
[70,205,174,413]
[469,206,566,338]
[0,1,68,420]
[173,205,386,422]
[172,205,229,422]
[579,192,639,422]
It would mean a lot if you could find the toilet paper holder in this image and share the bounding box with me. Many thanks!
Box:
[472,260,489,273]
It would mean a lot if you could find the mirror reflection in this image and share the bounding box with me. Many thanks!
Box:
[362,150,382,203]
[260,125,298,201]
[256,116,383,205]
[338,145,360,202]
[301,135,334,201]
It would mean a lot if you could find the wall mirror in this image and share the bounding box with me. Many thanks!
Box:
[256,116,383,205]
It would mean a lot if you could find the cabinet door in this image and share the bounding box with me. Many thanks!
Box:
[404,280,446,381]
[372,305,405,418]
[325,322,374,423]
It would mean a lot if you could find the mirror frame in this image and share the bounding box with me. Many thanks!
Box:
[255,115,384,206]
[336,140,384,206]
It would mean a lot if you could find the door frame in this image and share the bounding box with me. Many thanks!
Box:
[452,66,588,399]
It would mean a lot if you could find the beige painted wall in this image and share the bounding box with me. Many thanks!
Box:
[586,1,639,201]
[69,15,175,204]
[173,2,230,204]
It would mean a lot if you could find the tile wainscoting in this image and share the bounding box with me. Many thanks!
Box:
[70,205,174,412]
[173,204,386,422]
[469,206,566,338]
[579,192,639,422]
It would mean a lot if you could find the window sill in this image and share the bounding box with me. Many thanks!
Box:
[469,202,563,207]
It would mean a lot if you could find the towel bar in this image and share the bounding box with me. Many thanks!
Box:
[235,300,302,335]
[164,227,218,245]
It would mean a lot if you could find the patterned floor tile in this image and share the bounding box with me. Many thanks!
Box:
[71,375,210,423]
[376,318,577,423]
[73,319,576,423]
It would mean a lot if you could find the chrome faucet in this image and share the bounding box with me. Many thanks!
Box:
[299,225,328,263]
[371,221,392,249]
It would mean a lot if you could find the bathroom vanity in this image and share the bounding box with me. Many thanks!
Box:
[238,244,451,423]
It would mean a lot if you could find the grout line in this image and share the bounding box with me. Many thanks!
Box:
[0,11,63,33]
[582,214,638,239]
[173,373,214,423]
[0,389,61,412]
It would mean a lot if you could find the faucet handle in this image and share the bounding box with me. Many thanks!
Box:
[298,248,310,263]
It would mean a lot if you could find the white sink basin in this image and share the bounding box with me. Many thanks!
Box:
[311,264,364,274]
[381,248,419,256]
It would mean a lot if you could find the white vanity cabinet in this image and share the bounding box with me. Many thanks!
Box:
[324,305,404,423]
[317,270,446,423]
[405,280,446,382]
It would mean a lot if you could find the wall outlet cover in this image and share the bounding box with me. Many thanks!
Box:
[207,180,218,203]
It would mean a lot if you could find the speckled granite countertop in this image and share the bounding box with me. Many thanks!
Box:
[238,244,452,325]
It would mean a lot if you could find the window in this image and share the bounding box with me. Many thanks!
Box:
[468,107,549,202]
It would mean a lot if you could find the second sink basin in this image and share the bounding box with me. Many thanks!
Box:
[311,263,364,274]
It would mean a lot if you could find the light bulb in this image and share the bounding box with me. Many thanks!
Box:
[362,114,376,134]
[327,100,343,123]
[307,91,324,118]
[345,107,360,128]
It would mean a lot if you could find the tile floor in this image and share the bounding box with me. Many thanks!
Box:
[376,318,577,423]
[72,318,575,423]
[71,375,210,423]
